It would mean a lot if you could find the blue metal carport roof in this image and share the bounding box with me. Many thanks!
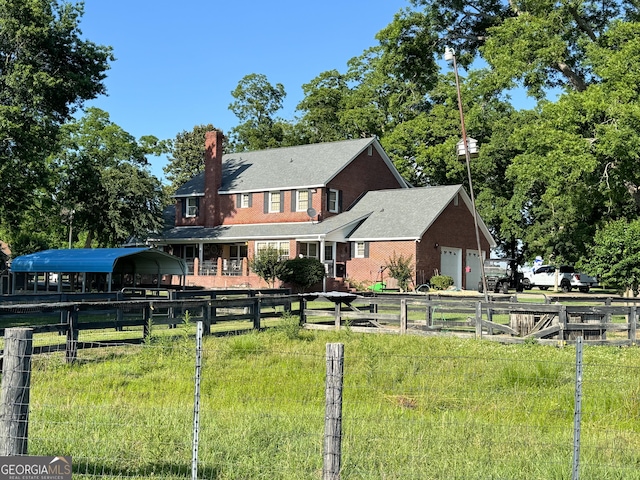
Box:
[10,248,187,275]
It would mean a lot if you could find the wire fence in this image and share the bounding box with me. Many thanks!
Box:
[3,324,640,479]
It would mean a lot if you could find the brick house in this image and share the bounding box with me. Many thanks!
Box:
[148,130,495,291]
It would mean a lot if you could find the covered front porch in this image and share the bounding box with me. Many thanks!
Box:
[149,214,370,291]
[163,240,350,291]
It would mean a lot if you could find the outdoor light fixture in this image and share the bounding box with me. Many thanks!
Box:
[445,47,489,300]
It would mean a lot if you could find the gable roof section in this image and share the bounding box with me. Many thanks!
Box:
[174,137,406,197]
[10,248,187,275]
[346,185,496,247]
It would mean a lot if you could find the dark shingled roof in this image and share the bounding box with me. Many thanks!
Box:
[347,185,495,246]
[174,137,406,196]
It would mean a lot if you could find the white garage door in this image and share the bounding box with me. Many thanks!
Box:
[440,247,462,289]
[465,250,483,292]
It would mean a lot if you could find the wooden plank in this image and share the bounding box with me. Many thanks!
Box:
[480,319,518,336]
[526,325,561,339]
[430,320,474,328]
[529,314,556,334]
[563,322,628,331]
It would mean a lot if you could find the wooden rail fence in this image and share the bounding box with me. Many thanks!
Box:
[301,294,640,346]
[0,294,296,362]
[1,292,640,363]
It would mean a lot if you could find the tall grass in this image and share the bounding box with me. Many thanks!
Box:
[25,324,640,479]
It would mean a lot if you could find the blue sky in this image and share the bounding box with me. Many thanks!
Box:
[79,0,411,181]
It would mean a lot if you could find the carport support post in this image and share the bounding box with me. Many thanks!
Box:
[334,302,341,329]
[0,328,33,456]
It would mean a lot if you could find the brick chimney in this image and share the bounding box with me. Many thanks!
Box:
[203,130,223,227]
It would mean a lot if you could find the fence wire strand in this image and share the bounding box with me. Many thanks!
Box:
[0,324,638,479]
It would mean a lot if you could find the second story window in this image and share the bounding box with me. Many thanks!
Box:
[296,190,309,211]
[237,193,251,208]
[185,197,198,217]
[328,189,340,213]
[269,191,281,213]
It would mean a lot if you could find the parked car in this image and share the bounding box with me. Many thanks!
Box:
[523,265,598,293]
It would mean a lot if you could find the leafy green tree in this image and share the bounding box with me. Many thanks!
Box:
[53,108,168,247]
[385,252,414,292]
[280,257,325,293]
[7,231,50,258]
[163,124,220,193]
[249,246,286,288]
[295,70,350,143]
[505,21,640,264]
[582,219,640,296]
[0,0,113,232]
[228,73,291,151]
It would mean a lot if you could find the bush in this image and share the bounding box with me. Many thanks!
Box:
[429,275,454,290]
[280,257,325,292]
[249,247,287,288]
[385,253,414,292]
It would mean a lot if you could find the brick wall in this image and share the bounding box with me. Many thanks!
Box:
[219,190,324,224]
[203,130,223,227]
[327,146,405,213]
[343,197,491,290]
[417,197,490,289]
[345,240,416,286]
[215,145,405,225]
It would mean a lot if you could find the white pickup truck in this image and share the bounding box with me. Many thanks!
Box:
[523,265,599,293]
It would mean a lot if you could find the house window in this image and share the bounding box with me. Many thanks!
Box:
[256,241,289,260]
[299,242,318,258]
[454,194,459,206]
[240,194,250,208]
[354,242,367,258]
[328,189,340,213]
[296,190,309,211]
[269,192,281,213]
[367,145,373,156]
[230,244,248,259]
[186,198,198,217]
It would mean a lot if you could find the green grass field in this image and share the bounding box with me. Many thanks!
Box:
[19,315,640,479]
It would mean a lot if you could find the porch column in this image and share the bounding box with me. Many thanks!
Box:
[216,257,223,276]
[242,257,249,276]
[320,238,326,292]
